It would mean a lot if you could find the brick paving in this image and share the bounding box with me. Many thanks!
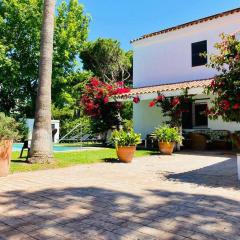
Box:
[0,151,240,240]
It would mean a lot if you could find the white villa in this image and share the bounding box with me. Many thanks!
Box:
[116,7,240,139]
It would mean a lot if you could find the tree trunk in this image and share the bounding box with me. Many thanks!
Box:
[28,0,56,164]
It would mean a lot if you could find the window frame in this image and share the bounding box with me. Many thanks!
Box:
[182,100,209,129]
[192,102,208,128]
[191,40,208,67]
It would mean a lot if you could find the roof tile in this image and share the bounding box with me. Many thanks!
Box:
[114,79,212,98]
[131,8,240,43]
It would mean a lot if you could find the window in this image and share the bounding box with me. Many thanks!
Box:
[194,103,208,127]
[191,40,207,67]
[182,102,208,129]
[182,102,193,129]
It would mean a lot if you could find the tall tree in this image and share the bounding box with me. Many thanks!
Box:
[0,0,89,115]
[80,38,133,85]
[28,0,56,163]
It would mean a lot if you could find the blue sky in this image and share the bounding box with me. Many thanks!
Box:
[65,0,240,50]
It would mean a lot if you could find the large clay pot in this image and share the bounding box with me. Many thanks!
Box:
[116,146,136,163]
[158,142,175,155]
[0,140,13,177]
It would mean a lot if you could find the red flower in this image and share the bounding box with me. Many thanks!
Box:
[133,96,140,104]
[117,81,124,87]
[90,77,100,87]
[220,100,230,111]
[210,80,216,88]
[149,101,155,107]
[116,88,130,94]
[103,96,109,104]
[171,97,180,107]
[233,103,240,110]
[156,95,164,102]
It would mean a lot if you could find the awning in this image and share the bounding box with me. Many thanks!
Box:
[114,78,212,99]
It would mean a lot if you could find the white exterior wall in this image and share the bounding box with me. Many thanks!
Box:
[132,11,240,136]
[132,13,240,88]
[134,96,240,139]
[133,100,167,139]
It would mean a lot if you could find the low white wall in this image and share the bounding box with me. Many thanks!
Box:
[208,118,240,132]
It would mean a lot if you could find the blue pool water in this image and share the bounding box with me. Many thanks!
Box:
[13,143,83,152]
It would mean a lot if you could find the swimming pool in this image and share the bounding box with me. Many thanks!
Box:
[13,143,84,152]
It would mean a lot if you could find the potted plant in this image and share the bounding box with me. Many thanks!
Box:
[110,129,141,163]
[154,125,183,155]
[0,113,20,177]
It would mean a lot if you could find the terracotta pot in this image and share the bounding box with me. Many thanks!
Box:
[0,140,13,177]
[116,146,136,163]
[158,142,175,155]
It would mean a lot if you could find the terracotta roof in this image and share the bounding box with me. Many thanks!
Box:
[114,79,212,99]
[131,8,240,43]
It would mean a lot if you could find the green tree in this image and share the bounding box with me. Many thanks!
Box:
[0,0,89,115]
[80,38,133,84]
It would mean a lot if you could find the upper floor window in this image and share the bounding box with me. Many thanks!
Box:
[191,40,207,67]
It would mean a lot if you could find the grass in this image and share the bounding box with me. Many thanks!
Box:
[10,148,156,174]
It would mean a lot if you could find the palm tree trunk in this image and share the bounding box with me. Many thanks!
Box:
[28,0,56,164]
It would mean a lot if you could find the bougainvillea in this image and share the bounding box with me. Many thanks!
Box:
[150,90,193,127]
[132,89,192,127]
[81,77,130,132]
[206,33,240,122]
[133,96,140,104]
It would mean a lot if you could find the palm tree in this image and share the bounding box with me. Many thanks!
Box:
[28,0,56,164]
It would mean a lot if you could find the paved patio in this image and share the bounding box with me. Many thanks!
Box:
[0,152,240,240]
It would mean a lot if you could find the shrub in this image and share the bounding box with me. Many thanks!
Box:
[0,113,21,140]
[154,125,183,144]
[122,119,133,131]
[206,34,240,122]
[110,129,141,147]
[81,77,130,134]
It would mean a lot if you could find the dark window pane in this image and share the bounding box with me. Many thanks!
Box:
[182,102,193,129]
[195,103,208,127]
[192,40,207,67]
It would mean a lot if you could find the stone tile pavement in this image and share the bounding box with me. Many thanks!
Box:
[0,151,240,240]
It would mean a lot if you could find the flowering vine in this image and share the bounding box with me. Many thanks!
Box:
[81,77,130,132]
[206,33,240,122]
[150,90,193,127]
[133,89,193,127]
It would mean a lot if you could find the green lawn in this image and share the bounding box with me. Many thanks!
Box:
[10,148,156,174]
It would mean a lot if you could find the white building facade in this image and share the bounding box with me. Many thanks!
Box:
[117,8,240,138]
